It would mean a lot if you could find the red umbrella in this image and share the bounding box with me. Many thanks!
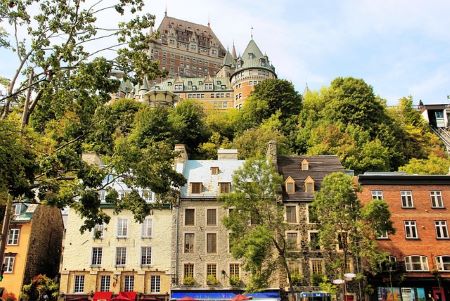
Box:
[179,297,197,301]
[232,295,252,301]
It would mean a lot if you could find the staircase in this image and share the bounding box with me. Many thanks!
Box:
[431,127,450,154]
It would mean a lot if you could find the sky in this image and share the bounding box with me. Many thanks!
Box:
[1,0,450,105]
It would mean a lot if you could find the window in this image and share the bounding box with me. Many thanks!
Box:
[185,209,195,226]
[337,232,348,250]
[401,191,414,208]
[184,263,194,278]
[141,247,152,265]
[142,218,152,238]
[206,209,217,226]
[229,263,240,278]
[305,177,314,193]
[210,167,219,175]
[93,224,104,239]
[436,256,450,271]
[310,259,324,275]
[150,275,161,293]
[116,247,126,266]
[100,275,110,292]
[219,182,231,194]
[309,231,320,251]
[12,204,22,215]
[301,159,309,170]
[435,221,449,239]
[405,255,429,271]
[431,191,444,208]
[91,247,102,266]
[74,275,85,293]
[7,228,20,245]
[377,230,389,239]
[181,232,194,253]
[285,205,297,223]
[380,256,397,272]
[3,256,14,273]
[191,182,202,194]
[206,263,217,279]
[117,218,128,238]
[286,232,298,250]
[404,221,418,239]
[142,189,153,202]
[371,190,383,200]
[206,233,217,253]
[286,181,295,194]
[124,275,134,292]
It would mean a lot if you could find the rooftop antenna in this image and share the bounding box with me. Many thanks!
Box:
[208,14,210,27]
[164,1,167,16]
[251,26,254,39]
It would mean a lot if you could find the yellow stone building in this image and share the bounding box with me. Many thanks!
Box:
[60,192,172,300]
[1,203,63,299]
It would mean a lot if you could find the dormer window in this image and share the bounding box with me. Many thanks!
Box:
[191,182,202,194]
[304,176,315,193]
[301,159,309,171]
[199,81,203,85]
[167,82,172,86]
[188,81,193,86]
[285,176,296,194]
[210,167,219,175]
[219,182,231,194]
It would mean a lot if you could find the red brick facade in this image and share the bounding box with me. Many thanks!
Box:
[358,174,450,301]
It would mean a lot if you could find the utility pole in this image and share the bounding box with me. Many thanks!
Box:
[0,194,12,270]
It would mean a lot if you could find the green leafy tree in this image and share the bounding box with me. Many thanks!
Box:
[399,155,450,175]
[220,158,296,293]
[312,172,394,291]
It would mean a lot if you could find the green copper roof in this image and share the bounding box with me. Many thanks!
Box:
[223,51,235,67]
[233,39,276,75]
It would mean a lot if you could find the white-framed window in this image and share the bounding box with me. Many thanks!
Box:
[435,221,449,239]
[116,247,126,266]
[12,204,22,216]
[100,275,110,292]
[431,191,444,208]
[93,224,104,239]
[142,218,152,238]
[142,189,154,203]
[405,255,429,271]
[117,218,128,238]
[150,275,161,293]
[184,233,195,253]
[206,208,217,226]
[401,191,414,208]
[310,259,324,275]
[436,255,450,271]
[74,275,85,293]
[371,190,383,200]
[3,256,15,273]
[285,205,297,223]
[141,247,152,265]
[404,221,418,239]
[377,230,389,239]
[124,275,134,292]
[229,263,240,278]
[91,247,102,266]
[7,228,20,245]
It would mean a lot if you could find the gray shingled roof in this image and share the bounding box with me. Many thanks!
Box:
[277,155,345,202]
[233,39,276,75]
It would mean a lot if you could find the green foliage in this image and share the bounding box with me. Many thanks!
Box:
[312,172,394,284]
[21,274,59,301]
[206,274,219,286]
[220,157,297,292]
[229,275,242,287]
[182,276,195,286]
[318,276,337,294]
[399,155,450,175]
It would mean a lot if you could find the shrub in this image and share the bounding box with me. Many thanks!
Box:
[182,276,195,286]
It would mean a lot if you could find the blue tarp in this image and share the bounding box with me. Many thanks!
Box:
[171,290,281,300]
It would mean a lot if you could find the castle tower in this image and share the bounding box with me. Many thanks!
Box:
[229,39,276,109]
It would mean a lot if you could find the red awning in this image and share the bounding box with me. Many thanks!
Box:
[94,292,113,301]
[116,292,137,301]
[232,295,252,301]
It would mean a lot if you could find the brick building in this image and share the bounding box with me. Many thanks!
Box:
[358,173,450,301]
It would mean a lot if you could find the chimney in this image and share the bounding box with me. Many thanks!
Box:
[174,144,188,163]
[266,140,277,168]
[217,149,238,160]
